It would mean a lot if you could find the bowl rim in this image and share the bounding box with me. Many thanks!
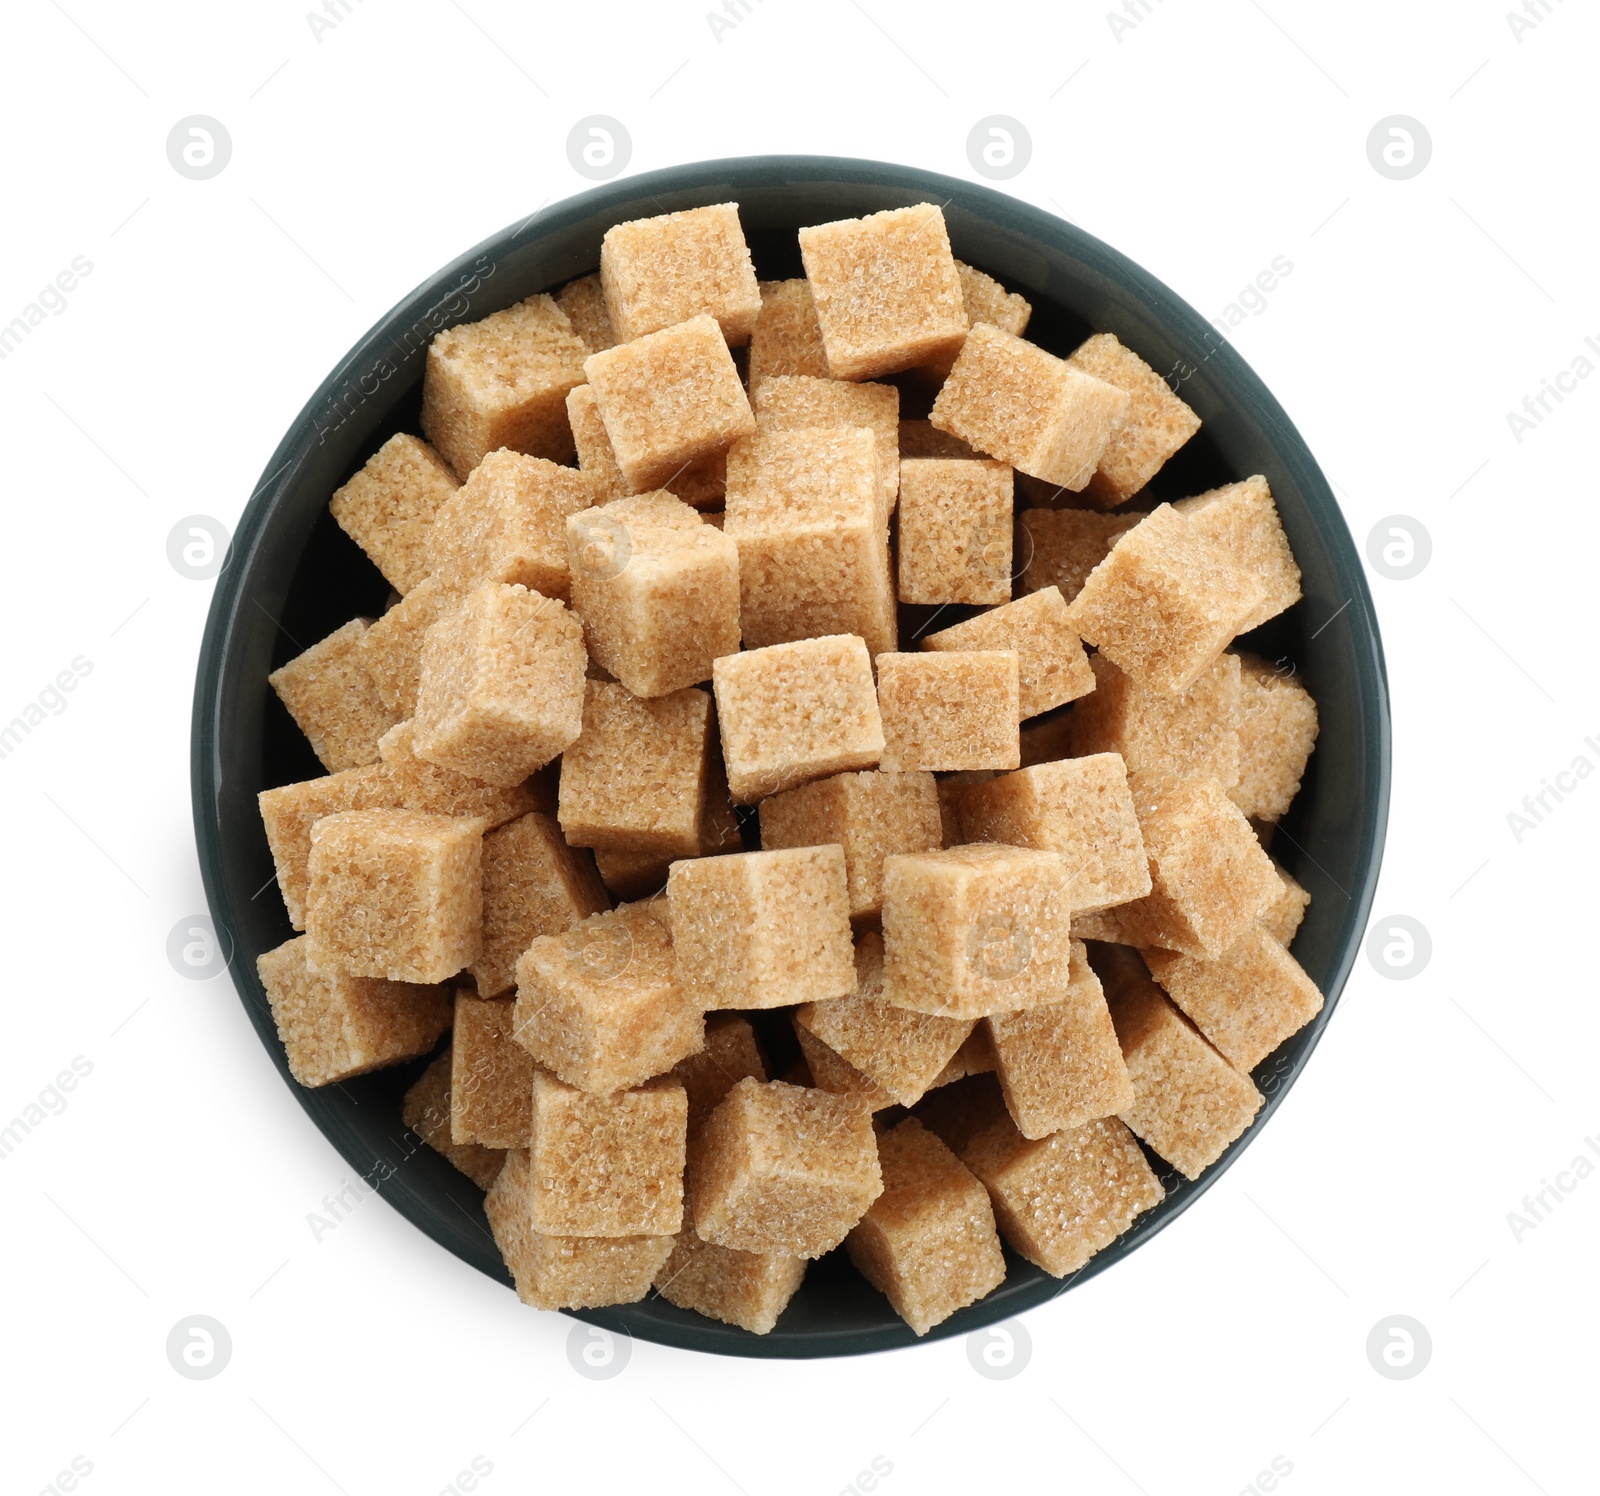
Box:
[192,153,1390,1360]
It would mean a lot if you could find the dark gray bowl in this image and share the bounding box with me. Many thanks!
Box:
[192,155,1388,1359]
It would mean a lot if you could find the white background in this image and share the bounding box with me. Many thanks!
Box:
[2,1,1595,1492]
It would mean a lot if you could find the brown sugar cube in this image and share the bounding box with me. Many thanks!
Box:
[935,771,991,847]
[881,844,1075,1018]
[566,384,629,503]
[556,273,619,354]
[472,811,609,998]
[746,278,830,390]
[1069,908,1126,943]
[712,635,885,802]
[793,1019,893,1111]
[876,652,1020,773]
[1115,776,1281,959]
[421,293,589,479]
[662,449,728,508]
[256,934,450,1087]
[1109,977,1263,1178]
[1230,653,1319,821]
[402,1050,506,1190]
[592,847,671,901]
[269,619,400,773]
[667,846,855,1010]
[1067,333,1201,508]
[590,748,743,900]
[487,1147,673,1308]
[922,588,1093,718]
[558,683,712,858]
[758,769,941,919]
[795,932,973,1108]
[1019,508,1142,605]
[912,1070,1009,1155]
[961,1111,1164,1276]
[671,1013,769,1137]
[724,427,896,656]
[957,260,1032,336]
[412,582,585,787]
[451,993,536,1147]
[845,1118,1005,1334]
[899,419,975,459]
[527,1071,686,1235]
[259,765,396,930]
[584,314,755,492]
[591,785,742,899]
[1069,652,1242,789]
[427,449,595,601]
[1065,504,1264,695]
[329,433,460,594]
[916,260,1034,380]
[896,458,1013,606]
[1018,711,1077,768]
[798,203,968,380]
[930,324,1130,490]
[568,491,742,698]
[570,380,731,509]
[653,1224,806,1335]
[751,374,900,521]
[374,720,540,828]
[925,1024,1000,1091]
[305,809,483,982]
[1262,860,1311,947]
[986,940,1132,1138]
[513,903,702,1094]
[363,578,449,717]
[690,1078,882,1256]
[1142,927,1323,1073]
[956,753,1150,915]
[600,203,761,346]
[1174,476,1301,632]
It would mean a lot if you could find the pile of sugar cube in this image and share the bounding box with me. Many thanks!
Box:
[255,200,1322,1338]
